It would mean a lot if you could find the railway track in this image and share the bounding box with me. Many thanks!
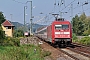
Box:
[57,43,90,60]
[59,48,80,60]
[72,43,90,53]
[59,48,90,60]
[71,43,90,57]
[67,47,90,58]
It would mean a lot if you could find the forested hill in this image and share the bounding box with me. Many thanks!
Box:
[11,22,23,29]
[11,22,46,32]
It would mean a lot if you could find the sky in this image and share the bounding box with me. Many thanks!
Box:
[0,0,90,25]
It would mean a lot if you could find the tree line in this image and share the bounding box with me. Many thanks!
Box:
[72,12,90,36]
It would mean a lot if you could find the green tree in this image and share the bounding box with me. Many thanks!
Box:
[72,14,79,35]
[78,12,86,35]
[13,29,24,37]
[72,13,88,36]
[0,12,5,25]
[79,12,86,22]
[83,16,90,35]
[0,26,5,39]
[0,12,5,39]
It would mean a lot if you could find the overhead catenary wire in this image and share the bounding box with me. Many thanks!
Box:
[57,0,76,17]
[12,0,90,25]
[77,7,90,14]
[66,8,90,21]
[54,0,57,13]
[49,0,90,24]
[71,1,90,15]
[12,0,26,4]
[66,1,80,13]
[65,0,89,19]
[34,13,54,25]
[60,0,76,11]
[11,0,27,17]
[47,0,75,23]
[51,0,89,21]
[34,16,46,24]
[70,1,90,11]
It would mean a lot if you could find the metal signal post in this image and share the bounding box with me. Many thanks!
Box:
[26,1,33,35]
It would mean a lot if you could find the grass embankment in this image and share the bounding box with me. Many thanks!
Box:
[0,45,43,60]
[0,37,51,60]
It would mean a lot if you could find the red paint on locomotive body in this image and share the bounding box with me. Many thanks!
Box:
[47,20,72,44]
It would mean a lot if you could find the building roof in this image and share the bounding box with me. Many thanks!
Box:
[1,20,14,26]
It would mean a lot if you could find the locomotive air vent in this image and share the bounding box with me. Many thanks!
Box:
[56,18,64,21]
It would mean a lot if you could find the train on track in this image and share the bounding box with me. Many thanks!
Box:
[35,18,72,47]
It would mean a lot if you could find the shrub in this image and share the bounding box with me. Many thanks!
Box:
[82,29,90,36]
[72,33,78,40]
[13,29,24,37]
[79,37,90,46]
[72,33,78,42]
[2,37,20,46]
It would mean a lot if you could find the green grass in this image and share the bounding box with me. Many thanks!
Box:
[0,45,44,60]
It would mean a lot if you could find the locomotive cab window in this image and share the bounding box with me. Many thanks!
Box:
[62,24,69,29]
[55,25,62,30]
[55,24,69,30]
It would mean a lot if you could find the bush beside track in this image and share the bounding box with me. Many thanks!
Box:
[72,33,90,46]
[0,37,20,46]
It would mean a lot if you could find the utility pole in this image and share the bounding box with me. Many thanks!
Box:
[24,6,25,31]
[30,1,33,35]
[26,1,33,35]
[24,6,27,32]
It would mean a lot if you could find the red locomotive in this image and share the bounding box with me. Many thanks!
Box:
[35,18,72,47]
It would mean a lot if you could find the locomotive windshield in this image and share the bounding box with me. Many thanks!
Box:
[55,24,69,30]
